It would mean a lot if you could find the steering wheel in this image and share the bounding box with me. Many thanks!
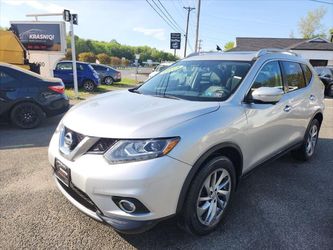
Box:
[203,86,231,98]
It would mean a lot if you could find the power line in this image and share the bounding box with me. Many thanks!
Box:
[157,0,185,33]
[150,0,183,33]
[310,0,333,4]
[145,0,181,33]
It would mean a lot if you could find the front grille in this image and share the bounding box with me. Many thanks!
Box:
[57,178,99,213]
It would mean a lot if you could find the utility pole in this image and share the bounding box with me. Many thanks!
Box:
[183,6,195,57]
[198,39,203,52]
[194,0,201,52]
[70,19,78,98]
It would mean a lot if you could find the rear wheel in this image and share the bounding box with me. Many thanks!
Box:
[104,76,114,85]
[292,119,320,161]
[82,80,96,92]
[179,156,236,235]
[10,102,44,129]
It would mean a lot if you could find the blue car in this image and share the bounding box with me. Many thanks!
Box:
[54,61,100,91]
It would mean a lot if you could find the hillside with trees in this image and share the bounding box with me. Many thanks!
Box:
[65,35,178,65]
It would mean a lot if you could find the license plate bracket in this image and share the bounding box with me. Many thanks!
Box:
[54,159,71,187]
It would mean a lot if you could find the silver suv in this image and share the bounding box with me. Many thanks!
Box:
[48,49,324,235]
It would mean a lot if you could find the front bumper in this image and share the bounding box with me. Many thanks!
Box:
[48,131,191,233]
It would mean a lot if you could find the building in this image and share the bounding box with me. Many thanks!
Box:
[229,37,333,66]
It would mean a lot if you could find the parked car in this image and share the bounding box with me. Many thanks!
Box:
[0,63,69,128]
[53,61,100,92]
[314,66,333,97]
[148,61,174,78]
[90,63,121,85]
[49,49,324,235]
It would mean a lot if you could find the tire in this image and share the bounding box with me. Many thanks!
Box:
[292,119,320,161]
[104,76,114,85]
[327,84,333,97]
[179,156,236,235]
[10,102,45,129]
[82,80,96,92]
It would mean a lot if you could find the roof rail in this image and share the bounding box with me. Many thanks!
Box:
[255,48,298,58]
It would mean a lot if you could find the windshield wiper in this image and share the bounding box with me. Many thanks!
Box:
[154,94,182,100]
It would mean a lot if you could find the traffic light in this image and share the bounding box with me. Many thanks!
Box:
[72,14,78,25]
[63,9,71,22]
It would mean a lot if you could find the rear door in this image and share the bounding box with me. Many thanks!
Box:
[53,62,73,85]
[280,61,311,142]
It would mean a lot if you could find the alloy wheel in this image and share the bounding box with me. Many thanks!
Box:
[196,168,231,226]
[83,81,95,91]
[306,124,318,156]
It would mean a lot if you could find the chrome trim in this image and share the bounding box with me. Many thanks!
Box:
[59,127,99,161]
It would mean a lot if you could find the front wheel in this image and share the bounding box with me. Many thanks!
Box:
[292,119,320,161]
[179,156,236,235]
[82,80,96,92]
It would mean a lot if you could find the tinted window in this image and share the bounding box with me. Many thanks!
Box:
[301,64,312,85]
[282,61,305,91]
[92,65,105,71]
[56,62,72,70]
[322,68,333,78]
[0,70,17,85]
[252,61,283,91]
[138,60,252,101]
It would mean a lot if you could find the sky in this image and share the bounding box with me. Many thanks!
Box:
[0,0,332,58]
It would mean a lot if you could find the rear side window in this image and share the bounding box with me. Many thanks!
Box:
[301,64,312,86]
[281,61,305,91]
[252,61,283,90]
[93,65,105,71]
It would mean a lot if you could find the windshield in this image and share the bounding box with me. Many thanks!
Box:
[138,60,252,101]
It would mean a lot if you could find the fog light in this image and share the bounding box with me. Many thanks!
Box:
[118,200,136,213]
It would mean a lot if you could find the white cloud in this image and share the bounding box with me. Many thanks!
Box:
[133,27,166,41]
[3,0,63,13]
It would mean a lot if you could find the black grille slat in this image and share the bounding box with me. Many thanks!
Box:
[57,178,99,212]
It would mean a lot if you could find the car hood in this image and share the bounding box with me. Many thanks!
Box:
[63,90,220,138]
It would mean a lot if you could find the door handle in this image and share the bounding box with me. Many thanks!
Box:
[284,105,292,112]
[309,95,316,101]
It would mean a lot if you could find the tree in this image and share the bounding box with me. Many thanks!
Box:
[224,41,235,51]
[110,56,121,66]
[298,7,327,39]
[96,53,111,64]
[78,52,96,63]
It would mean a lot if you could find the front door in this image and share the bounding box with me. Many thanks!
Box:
[243,60,292,169]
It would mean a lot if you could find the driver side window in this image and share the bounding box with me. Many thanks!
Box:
[252,61,284,91]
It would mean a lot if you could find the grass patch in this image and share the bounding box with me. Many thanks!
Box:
[65,78,138,100]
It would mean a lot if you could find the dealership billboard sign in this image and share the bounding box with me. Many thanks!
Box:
[170,33,181,50]
[10,21,66,53]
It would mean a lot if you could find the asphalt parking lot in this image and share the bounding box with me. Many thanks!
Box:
[0,99,332,250]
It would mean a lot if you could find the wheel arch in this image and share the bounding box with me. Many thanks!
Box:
[9,98,45,117]
[176,142,243,213]
[312,110,323,128]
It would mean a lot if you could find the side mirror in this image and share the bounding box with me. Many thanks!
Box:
[250,87,284,104]
[324,74,331,78]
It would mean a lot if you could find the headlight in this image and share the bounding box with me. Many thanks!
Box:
[93,72,99,79]
[104,137,180,163]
